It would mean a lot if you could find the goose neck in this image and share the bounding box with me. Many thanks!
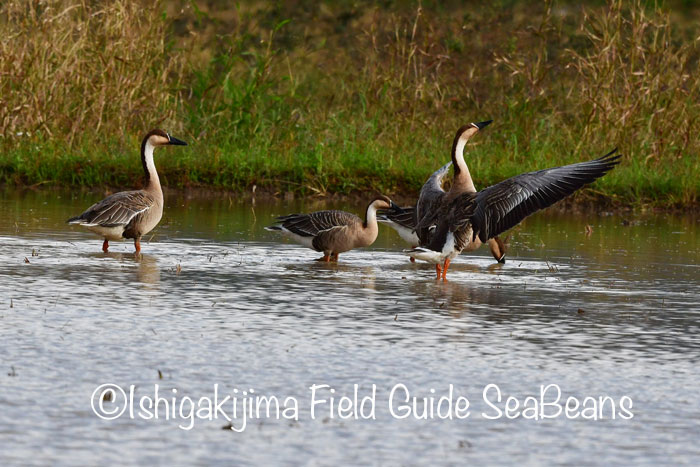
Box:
[141,140,162,192]
[451,132,476,194]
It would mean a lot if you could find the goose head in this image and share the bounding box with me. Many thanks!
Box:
[364,195,396,227]
[368,195,396,211]
[140,129,188,186]
[450,119,492,192]
[453,120,492,151]
[143,129,188,147]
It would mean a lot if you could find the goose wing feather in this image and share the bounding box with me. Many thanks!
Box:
[68,190,155,227]
[416,161,451,226]
[377,206,416,230]
[312,225,350,252]
[276,210,361,238]
[451,149,621,242]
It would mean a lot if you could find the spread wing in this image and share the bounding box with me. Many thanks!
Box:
[416,161,451,225]
[274,210,361,237]
[450,149,621,242]
[67,190,155,227]
[377,205,416,230]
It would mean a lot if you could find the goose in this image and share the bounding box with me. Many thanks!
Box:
[379,158,508,264]
[67,129,187,253]
[407,149,621,280]
[265,195,396,261]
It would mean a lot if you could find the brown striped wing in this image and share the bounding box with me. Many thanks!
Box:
[276,210,362,238]
[69,190,155,227]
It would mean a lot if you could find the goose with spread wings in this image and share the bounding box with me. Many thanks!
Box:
[67,129,187,253]
[378,159,507,265]
[266,196,396,261]
[406,149,621,280]
[381,121,507,267]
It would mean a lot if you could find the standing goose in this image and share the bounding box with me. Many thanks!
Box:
[266,196,396,261]
[407,149,621,280]
[67,129,187,253]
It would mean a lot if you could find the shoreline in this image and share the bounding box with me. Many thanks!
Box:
[3,183,698,214]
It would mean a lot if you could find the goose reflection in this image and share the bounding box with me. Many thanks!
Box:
[86,251,160,285]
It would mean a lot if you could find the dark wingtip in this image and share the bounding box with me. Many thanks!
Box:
[498,256,506,264]
[598,147,621,163]
[472,120,493,130]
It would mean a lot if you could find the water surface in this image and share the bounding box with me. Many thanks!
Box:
[1,189,699,465]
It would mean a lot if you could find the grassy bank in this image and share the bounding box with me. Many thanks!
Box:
[1,0,699,208]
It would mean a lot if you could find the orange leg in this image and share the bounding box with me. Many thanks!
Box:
[102,239,109,252]
[435,264,442,280]
[330,253,339,262]
[441,258,451,282]
[134,238,141,254]
[316,255,330,262]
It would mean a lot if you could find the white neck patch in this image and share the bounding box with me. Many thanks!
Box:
[143,139,160,185]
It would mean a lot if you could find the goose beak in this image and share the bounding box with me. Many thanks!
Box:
[168,136,188,146]
[471,120,493,130]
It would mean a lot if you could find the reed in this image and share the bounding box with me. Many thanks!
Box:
[0,0,182,142]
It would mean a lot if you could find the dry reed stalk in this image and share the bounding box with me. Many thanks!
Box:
[0,0,183,143]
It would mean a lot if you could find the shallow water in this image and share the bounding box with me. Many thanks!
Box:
[0,188,699,465]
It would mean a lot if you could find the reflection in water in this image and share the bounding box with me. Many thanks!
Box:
[0,189,699,465]
[82,252,161,286]
[135,253,160,286]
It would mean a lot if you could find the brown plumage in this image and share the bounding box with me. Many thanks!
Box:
[67,129,187,253]
[266,196,395,261]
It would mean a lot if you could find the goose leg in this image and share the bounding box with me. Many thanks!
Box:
[330,253,339,262]
[441,258,451,282]
[102,239,109,252]
[488,237,506,264]
[316,255,330,262]
[435,264,442,280]
[134,238,141,254]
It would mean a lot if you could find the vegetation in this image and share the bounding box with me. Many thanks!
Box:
[1,0,698,208]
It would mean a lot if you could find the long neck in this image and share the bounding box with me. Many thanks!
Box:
[364,202,378,227]
[450,130,477,195]
[360,202,380,246]
[141,139,161,192]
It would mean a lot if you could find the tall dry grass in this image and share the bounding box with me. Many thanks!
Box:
[565,0,700,162]
[0,0,183,143]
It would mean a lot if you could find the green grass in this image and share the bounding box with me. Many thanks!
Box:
[0,0,698,208]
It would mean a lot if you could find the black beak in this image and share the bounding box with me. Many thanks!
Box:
[168,136,188,146]
[472,120,493,130]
